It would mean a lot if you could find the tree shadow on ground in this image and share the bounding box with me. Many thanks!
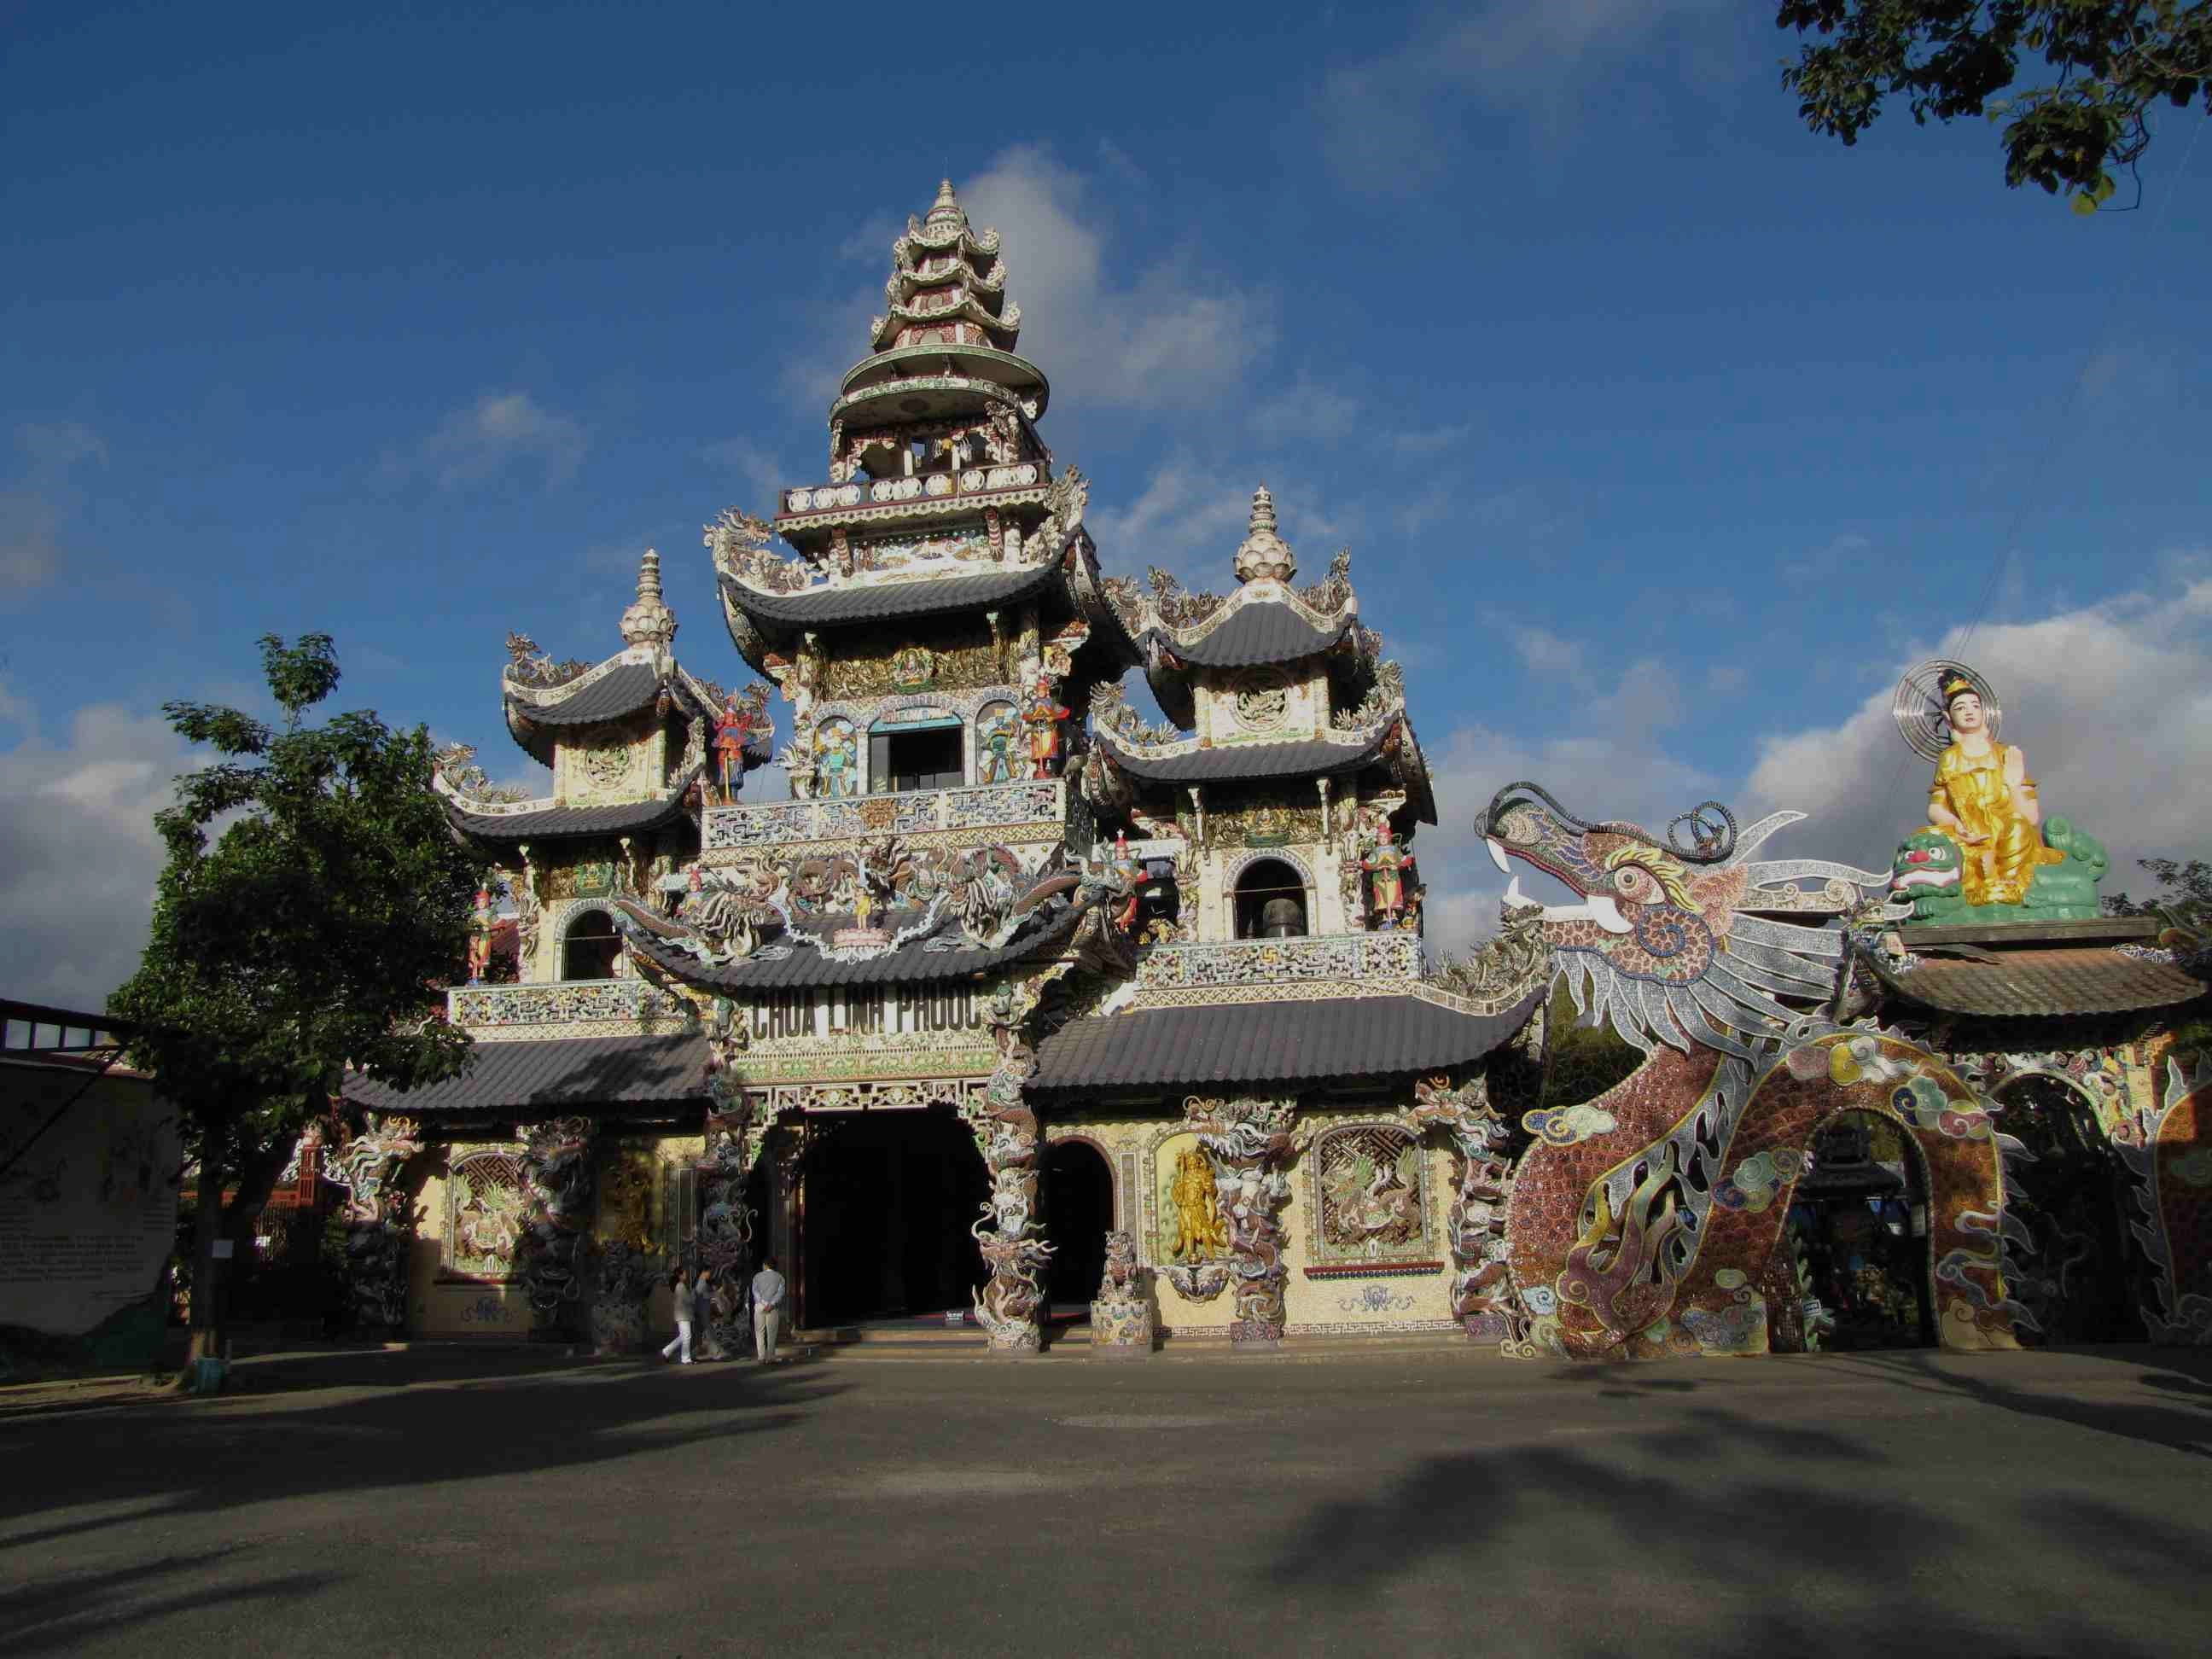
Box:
[1257,1375,2210,1656]
[1821,1348,2212,1458]
[0,1546,331,1656]
[0,1344,843,1552]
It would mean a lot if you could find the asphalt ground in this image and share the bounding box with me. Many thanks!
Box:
[3,1340,2209,1656]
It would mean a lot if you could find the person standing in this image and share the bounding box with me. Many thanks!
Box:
[661,1268,695,1365]
[752,1254,787,1364]
[694,1265,716,1356]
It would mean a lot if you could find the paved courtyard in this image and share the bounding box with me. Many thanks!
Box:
[3,1341,2209,1656]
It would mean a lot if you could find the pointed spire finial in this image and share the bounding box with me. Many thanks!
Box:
[928,178,963,225]
[1233,483,1296,584]
[620,546,678,648]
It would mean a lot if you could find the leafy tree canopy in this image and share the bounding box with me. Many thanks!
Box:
[2104,855,2212,924]
[110,633,485,1156]
[1777,2,2212,211]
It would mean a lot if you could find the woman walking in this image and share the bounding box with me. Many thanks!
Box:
[661,1267,695,1365]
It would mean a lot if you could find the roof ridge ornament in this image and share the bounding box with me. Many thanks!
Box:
[620,547,678,649]
[928,178,964,226]
[1233,484,1296,585]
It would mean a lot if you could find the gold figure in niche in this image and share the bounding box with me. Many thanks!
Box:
[1167,1145,1229,1260]
[1923,674,2063,907]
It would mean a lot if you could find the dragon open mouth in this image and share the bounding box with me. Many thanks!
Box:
[1490,839,1632,934]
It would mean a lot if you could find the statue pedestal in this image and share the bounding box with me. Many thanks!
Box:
[1089,1296,1154,1357]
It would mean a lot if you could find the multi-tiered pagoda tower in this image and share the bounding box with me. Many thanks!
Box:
[346,182,1548,1357]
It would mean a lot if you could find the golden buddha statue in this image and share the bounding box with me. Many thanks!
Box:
[1923,672,2063,907]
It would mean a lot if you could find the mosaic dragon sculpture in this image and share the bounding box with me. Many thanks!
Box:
[515,1116,598,1336]
[1481,783,2032,1359]
[325,1115,422,1333]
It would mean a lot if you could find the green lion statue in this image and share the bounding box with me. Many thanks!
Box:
[1889,818,2107,925]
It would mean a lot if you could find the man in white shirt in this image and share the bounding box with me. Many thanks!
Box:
[751,1255,788,1364]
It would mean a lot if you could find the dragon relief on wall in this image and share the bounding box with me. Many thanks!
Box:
[1480,782,2035,1361]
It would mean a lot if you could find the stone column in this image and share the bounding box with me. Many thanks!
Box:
[1186,1095,1300,1348]
[695,1083,761,1359]
[963,1041,1054,1355]
[1410,1074,1528,1346]
[516,1116,599,1340]
[326,1115,422,1336]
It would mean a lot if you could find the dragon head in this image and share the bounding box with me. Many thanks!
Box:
[1481,781,1892,1058]
[1890,830,1962,896]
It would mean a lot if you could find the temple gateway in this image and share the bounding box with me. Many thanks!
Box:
[343,183,2209,1360]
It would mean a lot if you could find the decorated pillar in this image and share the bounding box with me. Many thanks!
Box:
[962,995,1055,1353]
[1409,1074,1528,1346]
[1185,1094,1301,1347]
[515,1115,599,1339]
[325,1114,423,1336]
[696,1072,763,1359]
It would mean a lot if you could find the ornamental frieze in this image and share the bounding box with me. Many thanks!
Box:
[820,633,1002,701]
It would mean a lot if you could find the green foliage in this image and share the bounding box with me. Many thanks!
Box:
[108,634,486,1166]
[2103,855,2211,923]
[1777,3,2212,210]
[1540,983,1646,1109]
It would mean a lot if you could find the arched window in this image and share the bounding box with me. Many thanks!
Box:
[562,908,622,981]
[1235,858,1307,940]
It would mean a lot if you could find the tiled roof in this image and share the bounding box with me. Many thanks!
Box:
[720,563,1059,628]
[1097,729,1389,785]
[343,1033,712,1115]
[1151,604,1350,668]
[621,900,1088,992]
[1870,946,2207,1017]
[446,768,703,842]
[505,661,665,727]
[1027,988,1542,1094]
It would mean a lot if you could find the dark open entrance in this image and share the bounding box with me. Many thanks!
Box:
[797,1106,986,1326]
[869,721,963,792]
[1235,858,1307,939]
[1044,1139,1113,1309]
[1994,1075,2139,1344]
[1784,1109,1936,1351]
[561,908,622,981]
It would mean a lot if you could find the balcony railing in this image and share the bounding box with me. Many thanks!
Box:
[448,979,690,1033]
[704,777,1069,851]
[780,463,1043,516]
[1134,931,1424,992]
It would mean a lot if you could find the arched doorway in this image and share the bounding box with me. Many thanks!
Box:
[1784,1109,1936,1351]
[562,907,622,981]
[1993,1074,2138,1344]
[796,1106,986,1327]
[1234,858,1307,939]
[1044,1139,1114,1309]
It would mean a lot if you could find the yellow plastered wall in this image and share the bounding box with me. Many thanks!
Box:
[1045,1104,1458,1339]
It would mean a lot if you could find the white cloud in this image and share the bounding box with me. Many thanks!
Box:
[1320,0,1733,192]
[1088,465,1355,584]
[0,696,201,1009]
[404,392,587,489]
[1249,372,1363,447]
[700,435,800,517]
[1,421,108,595]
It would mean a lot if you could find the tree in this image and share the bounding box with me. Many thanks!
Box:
[2104,855,2211,923]
[108,635,484,1371]
[1777,3,2212,211]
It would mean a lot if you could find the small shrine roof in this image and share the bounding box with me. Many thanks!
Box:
[1027,988,1543,1094]
[718,562,1059,629]
[1149,604,1354,669]
[505,660,666,727]
[445,765,706,843]
[343,1033,712,1116]
[1866,945,2207,1017]
[620,898,1088,992]
[1097,728,1394,786]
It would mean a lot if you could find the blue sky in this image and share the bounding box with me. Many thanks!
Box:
[4,0,2208,1004]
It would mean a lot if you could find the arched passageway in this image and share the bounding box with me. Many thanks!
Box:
[1044,1139,1114,1309]
[1784,1109,1936,1351]
[1994,1075,2138,1344]
[797,1106,986,1327]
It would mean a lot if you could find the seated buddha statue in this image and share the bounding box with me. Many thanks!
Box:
[1922,673,2064,907]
